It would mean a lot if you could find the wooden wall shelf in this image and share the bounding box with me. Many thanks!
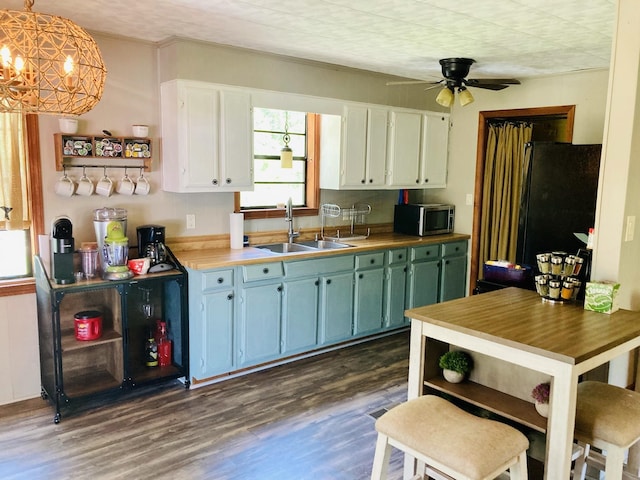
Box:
[54,133,152,172]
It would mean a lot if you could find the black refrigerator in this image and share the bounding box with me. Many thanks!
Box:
[515,142,602,269]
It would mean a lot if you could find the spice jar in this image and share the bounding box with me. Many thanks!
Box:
[573,257,584,276]
[561,281,574,300]
[550,256,563,276]
[536,253,550,274]
[537,276,549,297]
[548,279,561,299]
[563,257,576,277]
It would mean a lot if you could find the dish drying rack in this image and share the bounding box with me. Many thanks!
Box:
[320,203,371,241]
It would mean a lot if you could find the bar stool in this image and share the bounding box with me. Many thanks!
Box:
[371,395,529,480]
[573,381,640,479]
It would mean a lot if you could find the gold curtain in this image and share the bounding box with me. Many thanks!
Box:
[0,112,29,230]
[478,122,533,276]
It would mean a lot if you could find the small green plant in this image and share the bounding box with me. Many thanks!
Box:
[438,350,472,374]
[531,382,551,404]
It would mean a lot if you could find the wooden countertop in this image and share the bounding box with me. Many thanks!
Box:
[171,232,470,270]
[406,287,640,365]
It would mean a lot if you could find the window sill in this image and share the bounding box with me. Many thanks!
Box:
[240,207,319,220]
[0,278,36,297]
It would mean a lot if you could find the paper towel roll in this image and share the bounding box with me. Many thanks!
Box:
[230,213,244,249]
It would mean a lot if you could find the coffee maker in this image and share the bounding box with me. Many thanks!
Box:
[137,225,172,271]
[51,216,75,284]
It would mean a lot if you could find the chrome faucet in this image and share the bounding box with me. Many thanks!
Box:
[285,197,299,243]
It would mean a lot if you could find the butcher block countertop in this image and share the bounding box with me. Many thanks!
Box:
[170,232,470,270]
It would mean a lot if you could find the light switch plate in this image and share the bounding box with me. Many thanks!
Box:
[625,215,635,242]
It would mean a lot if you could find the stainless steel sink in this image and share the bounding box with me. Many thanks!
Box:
[255,242,318,254]
[296,240,353,250]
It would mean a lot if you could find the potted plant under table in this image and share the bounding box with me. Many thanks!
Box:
[438,350,472,383]
[531,381,551,417]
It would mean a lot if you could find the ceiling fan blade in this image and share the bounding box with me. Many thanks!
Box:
[424,83,443,91]
[386,80,429,86]
[467,83,510,91]
[467,78,521,85]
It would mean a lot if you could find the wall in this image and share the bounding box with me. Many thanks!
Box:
[2,33,619,404]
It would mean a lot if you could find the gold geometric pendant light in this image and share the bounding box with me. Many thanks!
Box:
[0,0,107,115]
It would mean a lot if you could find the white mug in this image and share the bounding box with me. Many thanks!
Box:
[134,174,151,195]
[59,117,78,134]
[96,175,114,197]
[54,173,76,197]
[117,174,136,195]
[132,124,149,137]
[76,172,95,196]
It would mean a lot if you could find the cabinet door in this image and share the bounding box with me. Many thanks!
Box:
[406,260,440,309]
[440,255,467,302]
[219,90,253,190]
[193,289,235,378]
[181,83,220,189]
[365,107,388,187]
[341,105,368,187]
[318,272,354,344]
[387,111,422,187]
[385,263,408,328]
[238,283,282,366]
[282,277,319,354]
[354,268,384,335]
[419,113,449,188]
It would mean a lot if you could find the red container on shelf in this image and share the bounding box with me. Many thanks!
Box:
[74,310,103,341]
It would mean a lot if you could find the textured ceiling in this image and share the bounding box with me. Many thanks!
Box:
[0,0,616,81]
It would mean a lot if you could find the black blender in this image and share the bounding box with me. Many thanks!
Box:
[137,224,173,272]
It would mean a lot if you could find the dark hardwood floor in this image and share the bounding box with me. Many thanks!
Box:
[0,332,410,480]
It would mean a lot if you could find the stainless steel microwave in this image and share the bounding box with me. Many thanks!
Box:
[393,203,455,236]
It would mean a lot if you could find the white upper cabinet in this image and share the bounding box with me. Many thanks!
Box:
[386,110,450,189]
[419,113,450,188]
[161,80,253,193]
[320,105,388,190]
[386,111,422,187]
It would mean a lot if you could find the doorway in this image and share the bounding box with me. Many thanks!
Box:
[469,105,576,293]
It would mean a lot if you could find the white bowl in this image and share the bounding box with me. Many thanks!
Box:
[59,117,78,134]
[132,125,149,137]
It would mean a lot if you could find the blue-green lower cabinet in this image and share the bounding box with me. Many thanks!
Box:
[353,252,385,336]
[318,271,354,344]
[238,281,283,367]
[282,277,319,355]
[440,241,468,302]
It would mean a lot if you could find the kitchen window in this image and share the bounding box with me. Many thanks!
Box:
[0,113,44,296]
[235,108,319,219]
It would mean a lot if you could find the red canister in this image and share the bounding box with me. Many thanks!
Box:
[74,310,103,341]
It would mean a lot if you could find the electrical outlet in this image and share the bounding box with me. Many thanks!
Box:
[186,214,196,230]
[625,215,635,242]
[465,193,473,206]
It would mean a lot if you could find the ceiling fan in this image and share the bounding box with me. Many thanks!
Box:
[387,58,520,107]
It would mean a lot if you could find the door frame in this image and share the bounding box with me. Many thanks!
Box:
[469,105,576,294]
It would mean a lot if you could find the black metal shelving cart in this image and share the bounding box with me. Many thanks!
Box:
[35,253,189,423]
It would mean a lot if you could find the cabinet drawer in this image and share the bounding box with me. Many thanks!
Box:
[442,241,467,257]
[355,252,385,269]
[242,262,284,282]
[202,269,234,291]
[410,244,440,261]
[387,248,407,265]
[284,255,354,278]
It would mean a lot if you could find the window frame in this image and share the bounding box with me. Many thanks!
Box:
[235,113,320,219]
[0,114,44,297]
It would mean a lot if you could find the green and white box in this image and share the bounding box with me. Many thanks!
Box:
[584,281,620,314]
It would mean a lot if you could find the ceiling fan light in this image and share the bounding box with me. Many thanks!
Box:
[435,86,454,107]
[458,87,474,106]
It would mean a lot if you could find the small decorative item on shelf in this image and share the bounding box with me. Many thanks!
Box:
[438,350,472,383]
[531,381,550,417]
[534,251,583,303]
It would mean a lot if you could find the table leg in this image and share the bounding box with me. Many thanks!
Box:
[404,320,426,479]
[545,368,579,479]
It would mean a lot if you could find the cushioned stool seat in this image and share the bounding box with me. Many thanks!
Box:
[573,381,640,480]
[371,395,529,480]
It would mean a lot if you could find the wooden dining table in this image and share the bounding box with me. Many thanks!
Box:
[404,287,640,479]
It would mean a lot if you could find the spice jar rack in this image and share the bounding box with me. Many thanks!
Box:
[54,133,152,172]
[534,252,584,303]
